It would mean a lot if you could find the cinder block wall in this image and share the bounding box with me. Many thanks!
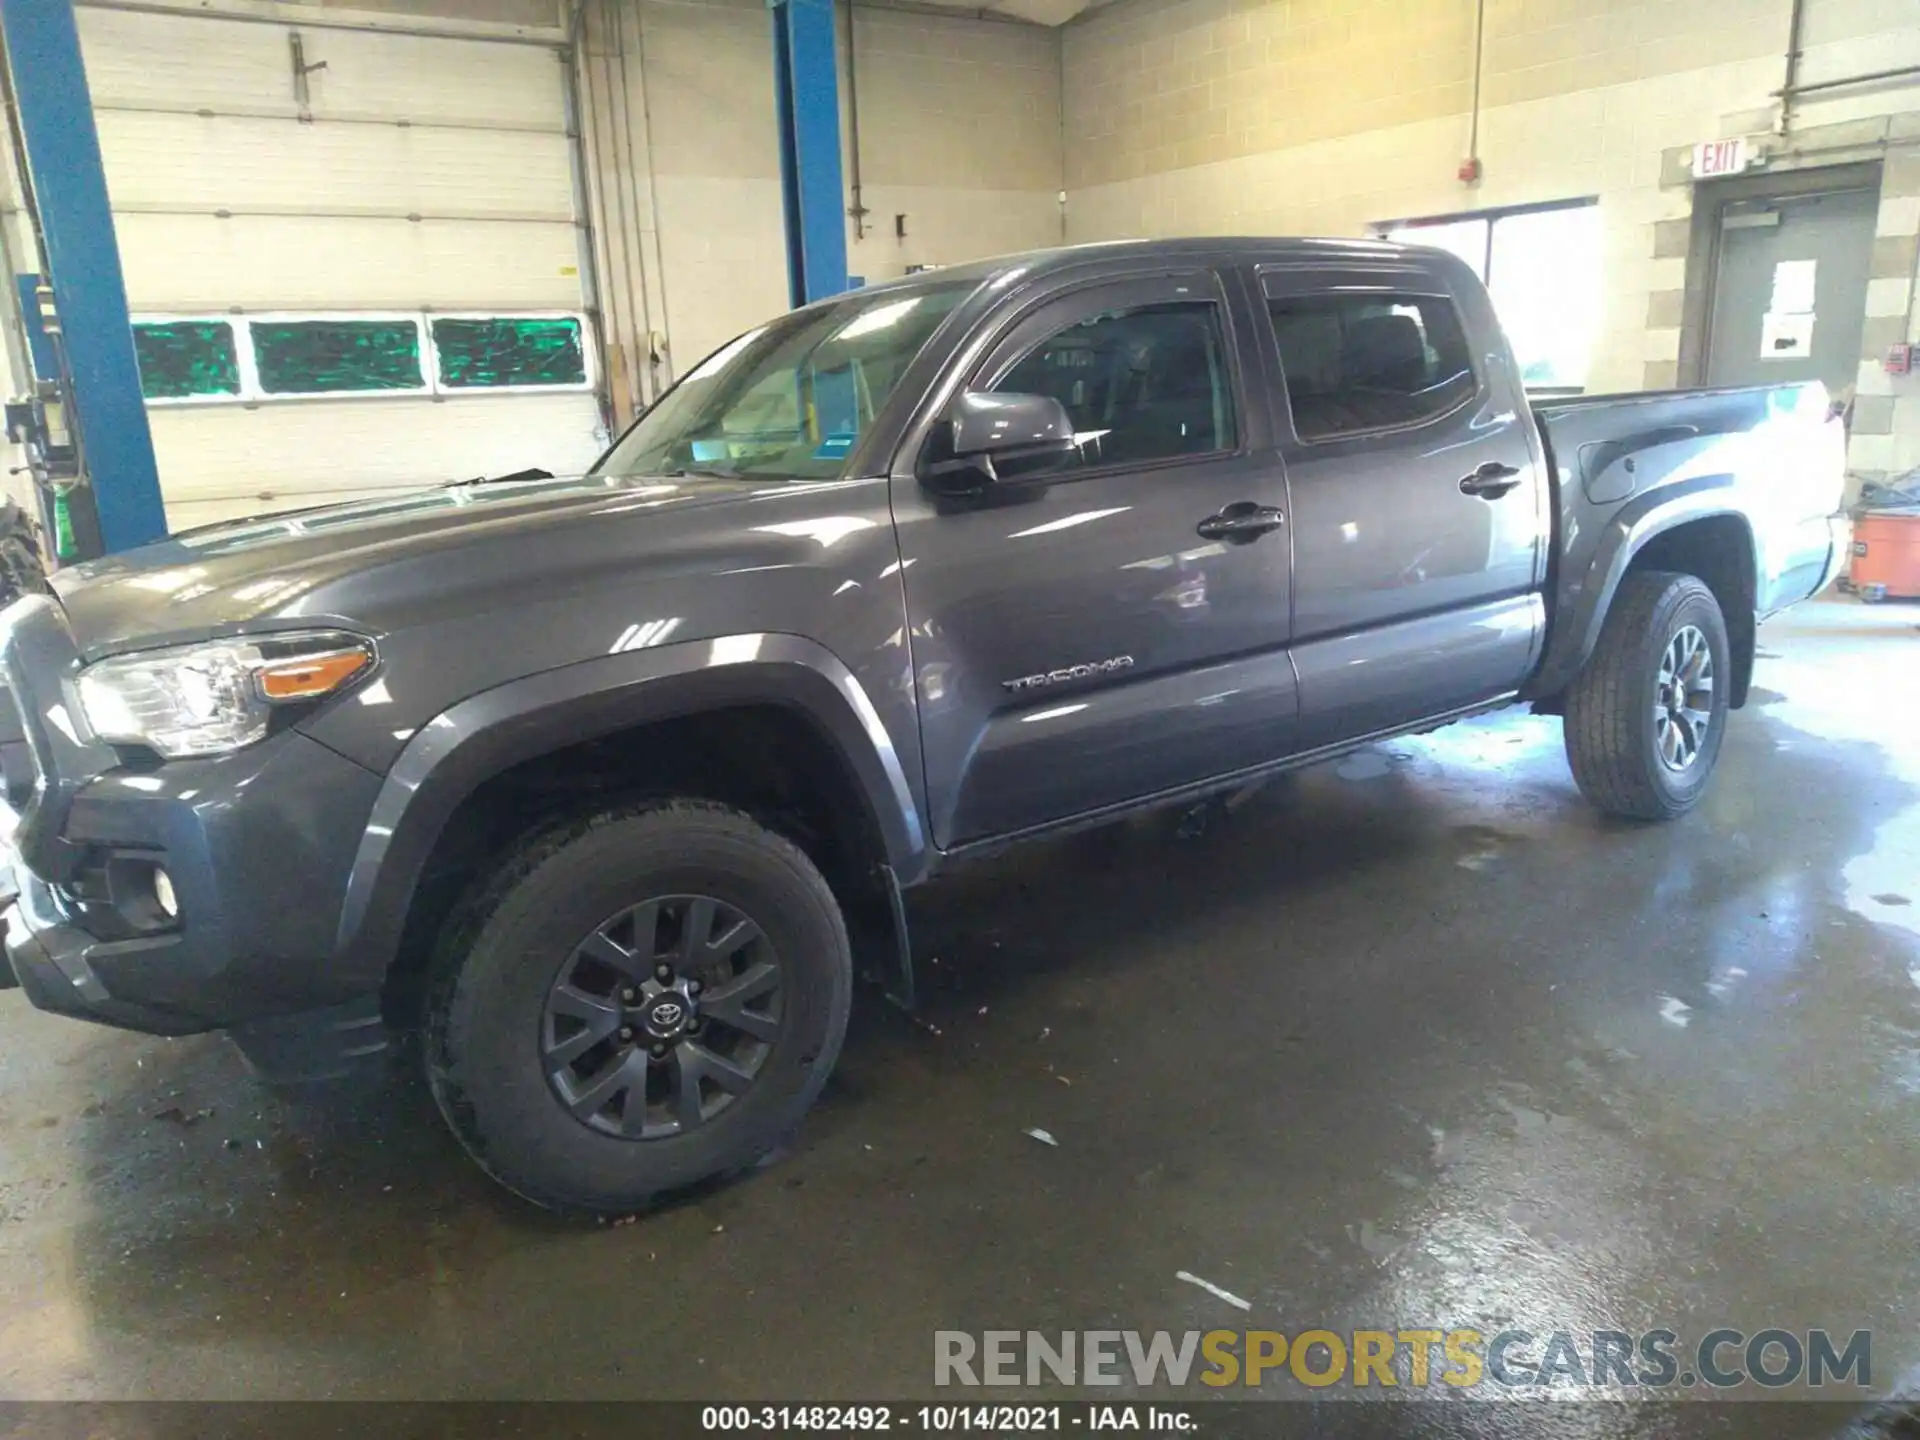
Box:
[846,6,1064,283]
[1061,0,1920,492]
[583,0,1062,419]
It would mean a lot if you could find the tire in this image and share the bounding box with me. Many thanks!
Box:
[0,507,47,610]
[1563,570,1731,821]
[425,799,851,1212]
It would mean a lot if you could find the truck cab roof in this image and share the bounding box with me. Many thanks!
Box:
[840,235,1448,305]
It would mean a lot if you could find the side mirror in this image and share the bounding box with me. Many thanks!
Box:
[921,391,1081,492]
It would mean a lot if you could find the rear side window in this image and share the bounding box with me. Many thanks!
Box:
[995,301,1237,467]
[1267,293,1475,441]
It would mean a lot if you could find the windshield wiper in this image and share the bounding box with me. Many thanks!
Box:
[449,467,554,488]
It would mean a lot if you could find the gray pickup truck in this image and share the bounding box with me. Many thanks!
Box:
[0,238,1847,1211]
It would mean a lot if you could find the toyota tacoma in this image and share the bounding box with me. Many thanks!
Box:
[0,239,1849,1210]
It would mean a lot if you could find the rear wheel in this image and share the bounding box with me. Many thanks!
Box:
[425,799,851,1212]
[1563,570,1731,820]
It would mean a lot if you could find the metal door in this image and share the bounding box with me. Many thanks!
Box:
[1706,187,1878,394]
[891,267,1299,850]
[74,5,601,529]
[1254,256,1547,750]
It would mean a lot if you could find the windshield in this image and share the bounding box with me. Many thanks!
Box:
[594,280,976,483]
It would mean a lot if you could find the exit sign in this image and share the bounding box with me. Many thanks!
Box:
[1693,137,1752,179]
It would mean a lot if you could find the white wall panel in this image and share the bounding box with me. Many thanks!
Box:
[118,213,583,311]
[270,26,565,128]
[846,185,1061,284]
[73,7,590,524]
[78,8,565,128]
[97,112,573,218]
[149,393,605,515]
[79,8,295,112]
[652,174,788,376]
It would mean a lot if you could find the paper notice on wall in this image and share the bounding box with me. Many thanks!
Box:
[1770,259,1817,314]
[1760,310,1815,359]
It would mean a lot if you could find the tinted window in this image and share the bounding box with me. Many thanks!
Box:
[995,301,1236,467]
[433,317,587,388]
[1267,293,1475,441]
[251,319,423,395]
[132,321,240,399]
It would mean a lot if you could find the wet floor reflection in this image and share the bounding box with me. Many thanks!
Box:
[0,602,1913,1440]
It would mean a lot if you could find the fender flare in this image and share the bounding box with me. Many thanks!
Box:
[330,632,927,986]
[1527,476,1759,701]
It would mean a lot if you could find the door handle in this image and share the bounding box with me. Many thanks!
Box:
[1197,501,1286,543]
[1459,461,1523,498]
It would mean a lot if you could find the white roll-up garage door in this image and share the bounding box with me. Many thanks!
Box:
[77,4,606,530]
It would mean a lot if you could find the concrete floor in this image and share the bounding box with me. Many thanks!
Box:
[1,598,1917,1436]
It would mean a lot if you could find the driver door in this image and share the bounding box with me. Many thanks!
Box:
[889,267,1300,850]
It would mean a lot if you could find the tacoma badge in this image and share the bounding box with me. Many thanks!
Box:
[1003,655,1135,693]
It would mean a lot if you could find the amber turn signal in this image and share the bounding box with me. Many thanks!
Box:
[255,648,371,701]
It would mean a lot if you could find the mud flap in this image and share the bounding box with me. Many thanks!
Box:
[228,994,389,1084]
[849,863,915,1011]
[879,863,914,1010]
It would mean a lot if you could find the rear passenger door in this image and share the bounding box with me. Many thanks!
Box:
[1255,260,1548,748]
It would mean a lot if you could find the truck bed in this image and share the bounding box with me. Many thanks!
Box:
[1525,381,1848,702]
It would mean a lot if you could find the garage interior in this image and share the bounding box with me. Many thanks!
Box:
[0,0,1918,1431]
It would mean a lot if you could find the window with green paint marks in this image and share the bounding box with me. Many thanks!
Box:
[433,317,587,389]
[132,311,595,404]
[251,319,423,395]
[132,321,240,399]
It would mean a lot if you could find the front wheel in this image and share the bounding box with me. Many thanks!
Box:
[425,799,851,1212]
[1563,570,1731,821]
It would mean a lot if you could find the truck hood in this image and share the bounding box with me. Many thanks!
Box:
[50,472,771,658]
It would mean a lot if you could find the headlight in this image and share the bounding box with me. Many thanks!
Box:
[76,632,374,758]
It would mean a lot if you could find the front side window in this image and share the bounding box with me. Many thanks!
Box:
[1267,293,1475,442]
[595,281,975,483]
[994,301,1237,469]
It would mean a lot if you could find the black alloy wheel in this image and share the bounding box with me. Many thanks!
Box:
[543,895,784,1139]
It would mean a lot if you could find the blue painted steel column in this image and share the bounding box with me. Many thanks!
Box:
[769,0,848,307]
[0,0,167,550]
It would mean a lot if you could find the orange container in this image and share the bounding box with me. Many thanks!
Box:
[1849,511,1920,601]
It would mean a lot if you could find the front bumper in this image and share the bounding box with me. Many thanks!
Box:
[0,594,389,1041]
[3,730,387,1034]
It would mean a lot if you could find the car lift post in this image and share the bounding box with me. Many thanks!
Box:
[768,0,849,308]
[0,0,167,554]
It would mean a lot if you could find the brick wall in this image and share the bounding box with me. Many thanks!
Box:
[847,6,1063,282]
[1854,150,1920,479]
[1061,0,1920,492]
